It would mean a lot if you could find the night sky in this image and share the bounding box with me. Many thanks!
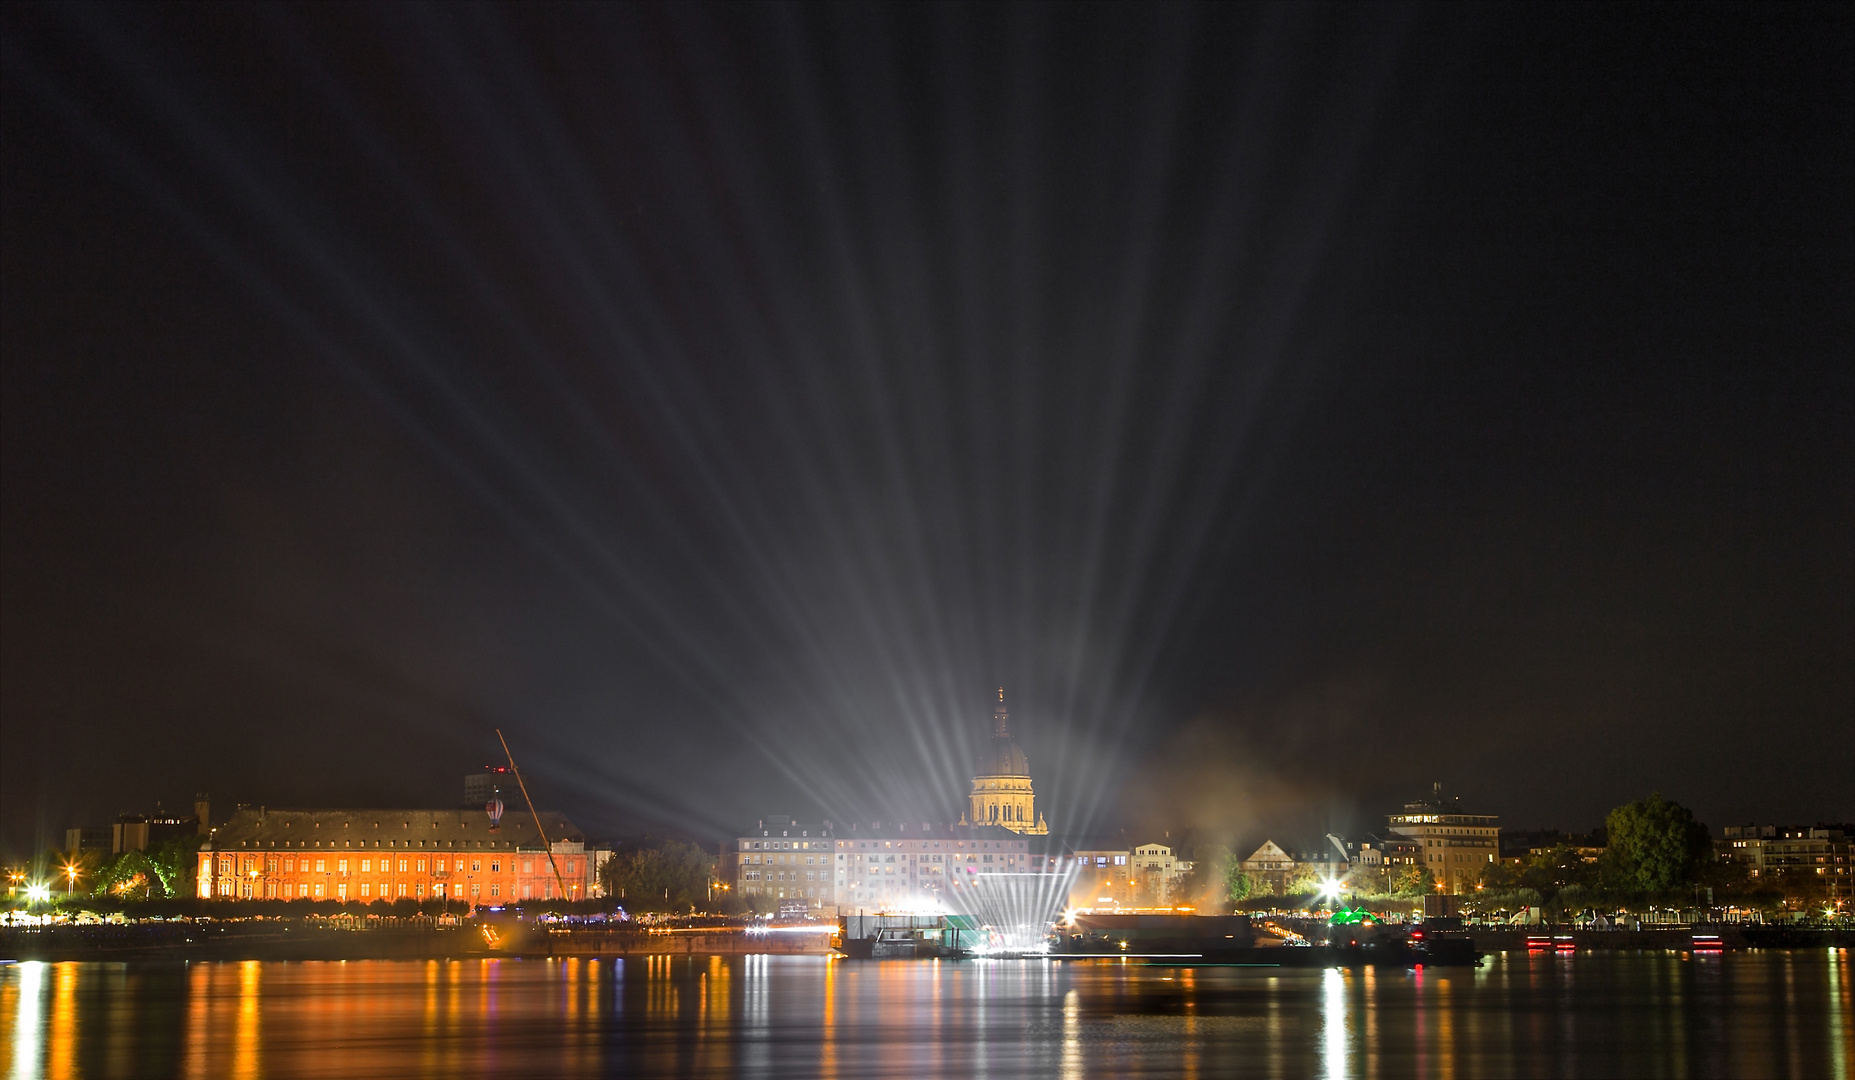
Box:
[3,3,1850,859]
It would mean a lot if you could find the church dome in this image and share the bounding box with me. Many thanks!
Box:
[976,737,1030,778]
[974,687,1030,777]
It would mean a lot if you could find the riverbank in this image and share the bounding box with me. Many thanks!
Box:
[5,920,1847,963]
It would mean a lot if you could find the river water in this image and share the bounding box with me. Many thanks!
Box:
[2,950,1850,1078]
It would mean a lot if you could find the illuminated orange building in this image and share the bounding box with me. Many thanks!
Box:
[196,807,606,905]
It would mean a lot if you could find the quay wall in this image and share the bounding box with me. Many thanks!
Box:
[0,924,493,962]
[0,923,835,962]
[543,930,830,957]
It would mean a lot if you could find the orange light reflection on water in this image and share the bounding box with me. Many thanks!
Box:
[233,960,260,1080]
[47,961,76,1080]
[3,948,1851,1076]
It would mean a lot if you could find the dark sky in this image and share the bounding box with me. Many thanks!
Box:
[3,3,1850,859]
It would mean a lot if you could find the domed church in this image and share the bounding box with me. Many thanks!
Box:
[961,687,1049,834]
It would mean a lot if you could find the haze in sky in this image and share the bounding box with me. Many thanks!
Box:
[3,3,1850,857]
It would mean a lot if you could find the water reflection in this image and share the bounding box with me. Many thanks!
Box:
[1,951,1850,1077]
[6,962,41,1080]
[1321,969,1346,1080]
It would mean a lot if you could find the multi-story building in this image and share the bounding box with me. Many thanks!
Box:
[837,822,1041,911]
[734,816,837,911]
[1386,783,1501,895]
[78,797,212,855]
[1239,840,1297,895]
[1355,833,1422,873]
[1067,837,1136,907]
[1720,824,1853,905]
[733,817,1052,914]
[1132,841,1182,902]
[62,827,113,854]
[196,807,599,905]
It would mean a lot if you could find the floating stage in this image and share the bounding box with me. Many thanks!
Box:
[833,910,1483,966]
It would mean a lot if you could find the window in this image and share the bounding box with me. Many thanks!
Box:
[416,859,426,871]
[472,860,481,873]
[316,859,326,872]
[490,861,499,873]
[361,859,371,873]
[360,884,371,897]
[338,859,349,873]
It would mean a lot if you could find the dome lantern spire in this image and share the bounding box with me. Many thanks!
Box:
[994,686,1009,738]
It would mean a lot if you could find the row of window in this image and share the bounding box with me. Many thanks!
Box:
[215,856,579,876]
[217,879,568,899]
[233,838,555,850]
[741,840,1026,852]
[743,852,1023,866]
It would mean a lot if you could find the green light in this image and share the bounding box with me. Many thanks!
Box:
[1328,905,1377,926]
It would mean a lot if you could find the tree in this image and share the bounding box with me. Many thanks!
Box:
[1605,793,1712,894]
[95,851,167,898]
[1389,865,1433,898]
[1227,866,1254,903]
[600,839,716,912]
[143,834,205,897]
[1176,844,1236,908]
[1519,846,1597,894]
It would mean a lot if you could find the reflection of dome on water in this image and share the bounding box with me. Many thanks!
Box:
[965,688,1048,834]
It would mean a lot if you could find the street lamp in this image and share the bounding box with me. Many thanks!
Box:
[63,863,80,897]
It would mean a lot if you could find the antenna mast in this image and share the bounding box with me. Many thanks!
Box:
[496,729,572,903]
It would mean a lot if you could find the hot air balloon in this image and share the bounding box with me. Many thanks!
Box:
[486,798,504,831]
